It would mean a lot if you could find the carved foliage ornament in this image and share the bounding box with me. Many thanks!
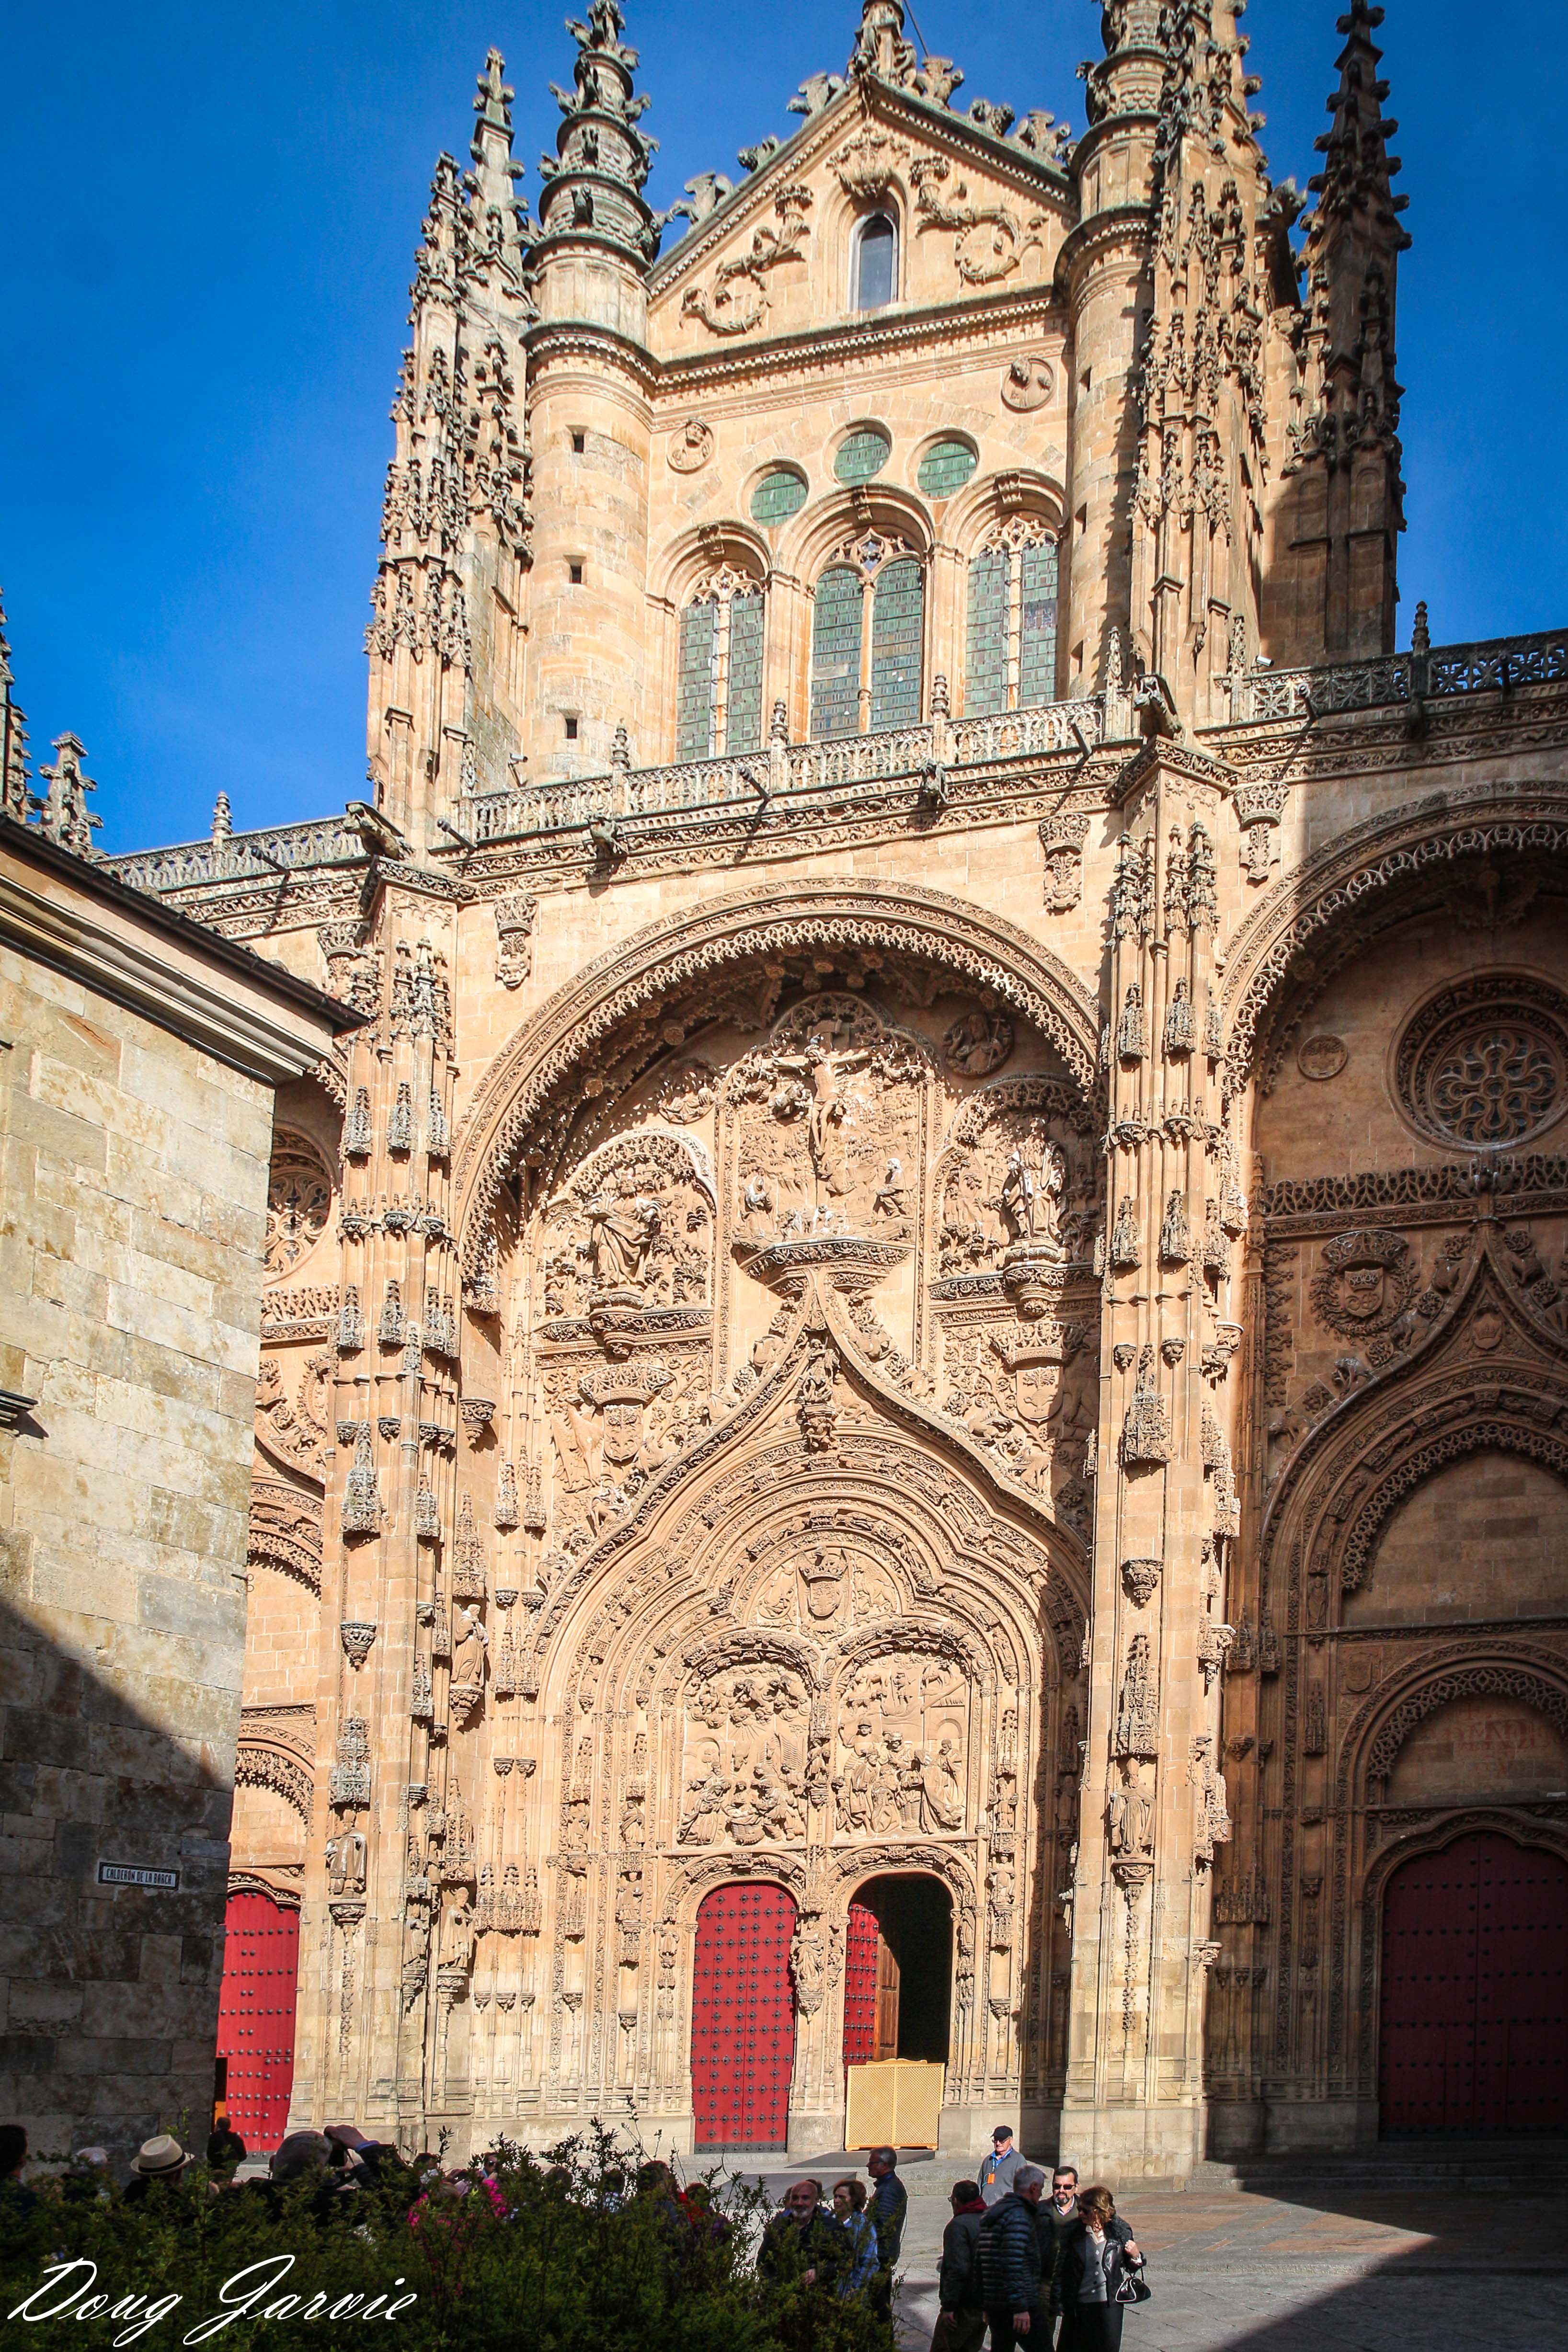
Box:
[681,185,813,337]
[1395,974,1568,1152]
[910,155,1044,286]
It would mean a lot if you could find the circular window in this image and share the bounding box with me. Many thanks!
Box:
[266,1133,333,1275]
[1395,974,1568,1150]
[917,438,978,498]
[834,426,891,486]
[749,468,808,525]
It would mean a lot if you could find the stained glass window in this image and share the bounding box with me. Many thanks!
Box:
[1019,538,1060,706]
[676,598,718,760]
[727,587,765,753]
[870,558,924,731]
[964,549,1009,718]
[854,215,897,310]
[810,566,864,740]
[750,468,808,525]
[917,439,978,498]
[834,427,891,486]
[962,527,1061,713]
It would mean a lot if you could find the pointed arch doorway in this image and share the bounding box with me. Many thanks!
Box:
[844,1874,952,2149]
[691,1881,798,2152]
[1379,1832,1568,2136]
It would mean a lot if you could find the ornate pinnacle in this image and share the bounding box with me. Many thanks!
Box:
[35,733,102,857]
[0,591,31,823]
[537,0,660,262]
[1305,0,1409,247]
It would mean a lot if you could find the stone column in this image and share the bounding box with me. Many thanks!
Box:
[1061,747,1240,2179]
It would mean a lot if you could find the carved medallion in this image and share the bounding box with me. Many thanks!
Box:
[1001,354,1053,411]
[667,418,714,473]
[1308,1229,1418,1342]
[943,1007,1014,1078]
[1296,1034,1347,1082]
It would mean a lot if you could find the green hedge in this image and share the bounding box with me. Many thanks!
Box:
[1,2131,893,2352]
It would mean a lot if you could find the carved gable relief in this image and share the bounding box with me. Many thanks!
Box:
[727,993,927,1245]
[541,1130,714,1327]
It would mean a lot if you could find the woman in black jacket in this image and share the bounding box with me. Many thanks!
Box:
[1053,2184,1142,2352]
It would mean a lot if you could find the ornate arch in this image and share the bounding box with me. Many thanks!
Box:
[452,880,1104,1279]
[1339,1419,1568,1595]
[1220,783,1568,1099]
[1363,1663,1568,1793]
[234,1741,313,1823]
[247,1481,323,1594]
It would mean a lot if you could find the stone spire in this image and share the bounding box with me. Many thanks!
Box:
[537,0,660,262]
[1273,2,1408,659]
[364,54,533,841]
[0,593,31,822]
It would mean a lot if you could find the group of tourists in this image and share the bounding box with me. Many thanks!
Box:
[756,2144,908,2316]
[931,2129,1145,2352]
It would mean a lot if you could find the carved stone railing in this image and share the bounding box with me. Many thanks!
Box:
[109,814,369,895]
[1224,625,1568,725]
[467,695,1108,843]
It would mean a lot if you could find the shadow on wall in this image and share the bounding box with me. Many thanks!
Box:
[0,1587,234,2172]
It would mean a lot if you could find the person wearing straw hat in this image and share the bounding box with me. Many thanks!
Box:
[124,2135,193,2208]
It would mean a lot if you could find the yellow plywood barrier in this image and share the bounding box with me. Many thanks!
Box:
[845,2059,946,2150]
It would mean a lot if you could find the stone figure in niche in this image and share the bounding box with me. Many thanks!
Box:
[583,1172,661,1295]
[1113,1633,1158,1759]
[451,1604,488,1690]
[774,1030,876,1215]
[1105,1763,1154,1859]
[922,1739,964,1830]
[999,1141,1065,1248]
[326,1828,367,1896]
[438,1887,474,1974]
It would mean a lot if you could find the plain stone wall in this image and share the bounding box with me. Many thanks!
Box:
[0,942,273,2166]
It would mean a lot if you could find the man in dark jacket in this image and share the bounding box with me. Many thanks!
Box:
[1038,2162,1080,2333]
[931,2180,987,2352]
[759,2178,847,2292]
[978,2160,1048,2352]
[866,2146,908,2319]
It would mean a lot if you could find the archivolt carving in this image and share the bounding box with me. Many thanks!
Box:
[247,1480,324,1593]
[452,883,1103,1284]
[1363,1665,1568,1791]
[1339,1418,1568,1595]
[236,1741,314,1822]
[1220,786,1568,1101]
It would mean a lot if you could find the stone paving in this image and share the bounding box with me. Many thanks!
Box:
[885,2182,1568,2352]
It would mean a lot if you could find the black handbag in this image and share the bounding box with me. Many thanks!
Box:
[1115,2260,1152,2307]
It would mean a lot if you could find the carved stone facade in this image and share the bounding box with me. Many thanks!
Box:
[102,0,1568,2172]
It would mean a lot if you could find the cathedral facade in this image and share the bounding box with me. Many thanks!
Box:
[109,0,1568,2174]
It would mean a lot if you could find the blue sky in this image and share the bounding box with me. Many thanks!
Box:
[3,1,1563,851]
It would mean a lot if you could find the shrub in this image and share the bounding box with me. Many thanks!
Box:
[1,2126,894,2352]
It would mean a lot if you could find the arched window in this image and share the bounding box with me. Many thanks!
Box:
[675,568,766,759]
[809,535,926,740]
[853,214,897,311]
[963,519,1060,715]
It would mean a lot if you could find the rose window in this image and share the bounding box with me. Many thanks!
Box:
[1397,977,1568,1150]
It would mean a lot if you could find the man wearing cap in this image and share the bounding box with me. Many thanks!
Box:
[124,2135,195,2210]
[979,2124,1023,2206]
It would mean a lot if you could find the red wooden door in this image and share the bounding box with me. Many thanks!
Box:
[1380,1833,1568,2136]
[215,1892,299,2153]
[843,1898,879,2065]
[691,1883,797,2149]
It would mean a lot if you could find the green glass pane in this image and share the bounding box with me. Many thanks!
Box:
[917,439,978,498]
[810,567,863,740]
[1019,538,1060,706]
[750,469,809,525]
[833,428,891,487]
[727,589,765,754]
[965,548,1009,718]
[676,600,717,760]
[870,558,924,731]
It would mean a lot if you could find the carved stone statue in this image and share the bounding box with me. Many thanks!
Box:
[326,1828,367,1896]
[451,1603,488,1690]
[437,1886,474,1974]
[583,1171,660,1293]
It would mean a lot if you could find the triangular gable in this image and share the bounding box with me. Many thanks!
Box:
[649,75,1073,356]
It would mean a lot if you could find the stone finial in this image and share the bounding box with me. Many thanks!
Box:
[538,0,660,261]
[769,697,789,746]
[1411,599,1430,655]
[211,792,232,842]
[35,733,101,857]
